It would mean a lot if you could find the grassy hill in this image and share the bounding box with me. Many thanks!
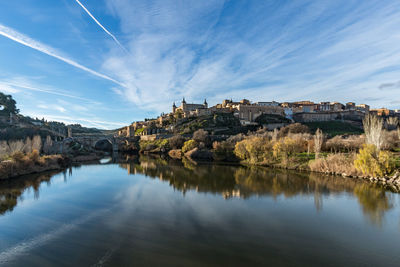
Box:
[304,121,363,136]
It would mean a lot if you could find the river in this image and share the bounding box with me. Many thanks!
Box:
[0,155,399,266]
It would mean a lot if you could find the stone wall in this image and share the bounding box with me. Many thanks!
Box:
[293,110,365,122]
[237,105,285,122]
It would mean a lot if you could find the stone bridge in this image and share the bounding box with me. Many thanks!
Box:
[69,135,119,152]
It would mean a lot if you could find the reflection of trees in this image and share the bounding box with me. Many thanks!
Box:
[354,184,392,226]
[118,156,395,225]
[0,170,62,215]
[0,154,394,227]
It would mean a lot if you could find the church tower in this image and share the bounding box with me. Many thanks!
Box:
[172,102,177,113]
[204,99,208,108]
[182,97,187,112]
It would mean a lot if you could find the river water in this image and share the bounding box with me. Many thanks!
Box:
[0,155,399,266]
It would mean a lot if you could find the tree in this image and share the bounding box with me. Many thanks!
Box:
[363,114,383,151]
[193,129,209,144]
[0,92,19,114]
[314,128,323,159]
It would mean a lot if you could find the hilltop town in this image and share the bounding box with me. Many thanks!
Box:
[118,97,400,138]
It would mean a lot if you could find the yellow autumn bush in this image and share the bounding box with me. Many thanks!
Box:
[354,144,395,177]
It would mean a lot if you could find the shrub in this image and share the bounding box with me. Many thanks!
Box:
[234,137,272,164]
[193,129,210,147]
[287,133,311,152]
[11,151,25,162]
[139,139,170,152]
[28,149,40,163]
[182,140,198,153]
[354,144,395,177]
[382,130,398,150]
[234,139,249,160]
[309,153,360,176]
[227,133,245,144]
[213,141,236,161]
[325,135,364,153]
[272,137,300,165]
[169,135,186,149]
[278,123,309,137]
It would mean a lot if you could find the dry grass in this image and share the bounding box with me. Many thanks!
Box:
[0,151,64,180]
[309,153,362,177]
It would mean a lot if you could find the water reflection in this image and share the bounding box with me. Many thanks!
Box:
[0,155,395,227]
[118,155,394,225]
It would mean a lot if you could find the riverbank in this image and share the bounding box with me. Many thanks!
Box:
[141,132,400,192]
[0,151,103,180]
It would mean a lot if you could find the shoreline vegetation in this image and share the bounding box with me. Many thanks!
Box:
[1,109,399,191]
[138,114,400,191]
[0,93,400,192]
[0,136,103,180]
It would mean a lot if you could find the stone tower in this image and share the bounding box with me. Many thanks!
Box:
[182,97,187,112]
[204,99,208,108]
[172,102,177,113]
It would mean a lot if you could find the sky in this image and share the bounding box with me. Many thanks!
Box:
[0,0,400,129]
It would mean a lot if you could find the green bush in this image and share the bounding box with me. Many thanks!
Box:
[139,139,170,152]
[182,140,198,153]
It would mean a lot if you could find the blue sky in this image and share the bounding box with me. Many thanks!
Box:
[0,0,400,129]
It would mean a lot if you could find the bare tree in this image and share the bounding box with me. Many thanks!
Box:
[386,116,398,130]
[193,129,210,145]
[8,140,25,154]
[363,114,383,151]
[0,141,9,158]
[43,135,53,154]
[32,135,42,152]
[314,128,323,159]
[23,137,32,154]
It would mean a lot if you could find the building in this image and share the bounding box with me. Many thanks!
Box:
[318,102,344,112]
[346,102,356,110]
[172,98,208,117]
[255,101,280,107]
[370,108,393,117]
[281,101,317,113]
[355,104,370,113]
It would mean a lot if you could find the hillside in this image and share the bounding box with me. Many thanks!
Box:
[173,112,256,135]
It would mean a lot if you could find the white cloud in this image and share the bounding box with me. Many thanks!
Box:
[0,23,126,88]
[0,77,100,104]
[100,0,400,112]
